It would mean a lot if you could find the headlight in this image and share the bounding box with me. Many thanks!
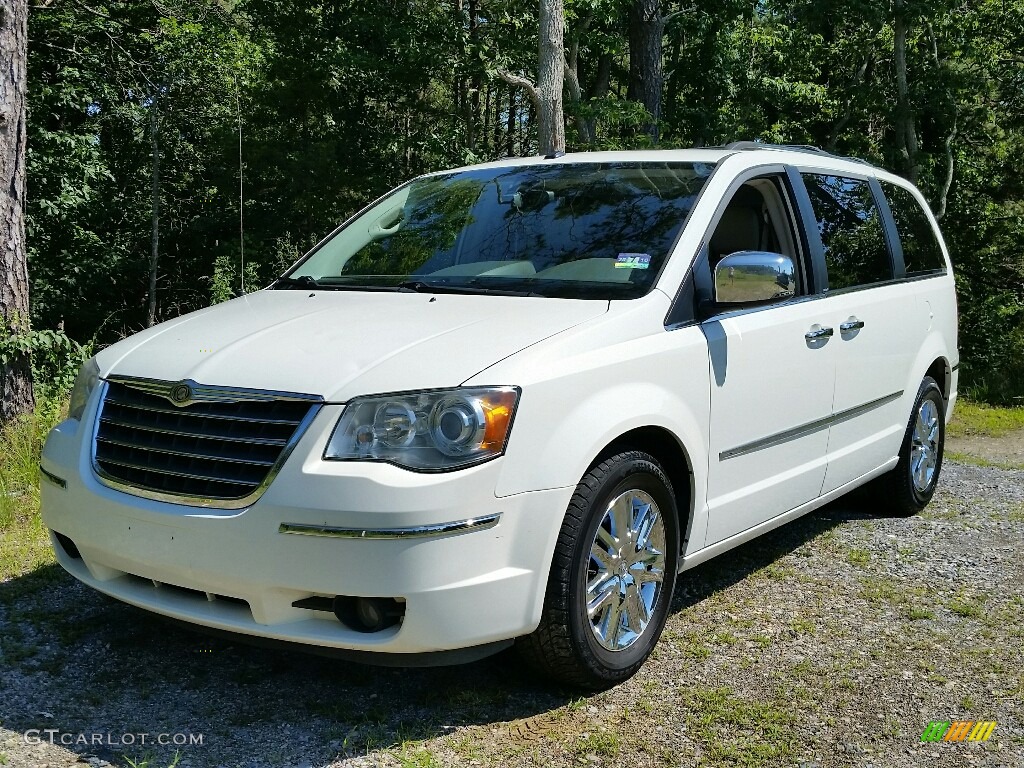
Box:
[68,356,101,421]
[324,387,519,471]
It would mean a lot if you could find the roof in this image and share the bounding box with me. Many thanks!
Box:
[433,143,884,179]
[435,148,731,175]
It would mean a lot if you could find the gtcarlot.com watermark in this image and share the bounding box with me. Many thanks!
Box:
[24,730,204,747]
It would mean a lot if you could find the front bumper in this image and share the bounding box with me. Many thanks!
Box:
[40,406,572,655]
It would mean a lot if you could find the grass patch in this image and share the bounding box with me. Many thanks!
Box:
[906,605,935,621]
[846,548,871,566]
[789,617,816,635]
[947,597,985,619]
[446,733,483,762]
[0,397,67,584]
[575,729,621,758]
[663,627,713,659]
[0,516,55,583]
[945,451,1024,471]
[0,396,66,530]
[396,745,440,768]
[948,399,1024,438]
[124,754,181,768]
[681,687,795,767]
[858,576,903,604]
[760,563,794,580]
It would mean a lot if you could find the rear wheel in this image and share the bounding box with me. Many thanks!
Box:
[882,376,945,516]
[518,451,680,689]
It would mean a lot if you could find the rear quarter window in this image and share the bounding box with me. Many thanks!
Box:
[882,182,947,275]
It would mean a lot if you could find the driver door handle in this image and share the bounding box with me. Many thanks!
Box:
[840,319,866,332]
[805,326,834,340]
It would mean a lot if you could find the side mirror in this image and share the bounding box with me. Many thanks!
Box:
[712,251,795,308]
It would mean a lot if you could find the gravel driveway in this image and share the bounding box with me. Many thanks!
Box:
[1,459,1021,768]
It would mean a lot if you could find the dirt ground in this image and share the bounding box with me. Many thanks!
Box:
[947,429,1024,469]
[2,441,1022,768]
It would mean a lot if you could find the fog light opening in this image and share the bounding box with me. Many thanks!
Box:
[332,595,405,633]
[54,531,82,560]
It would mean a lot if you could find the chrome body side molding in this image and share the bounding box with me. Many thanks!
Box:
[720,390,904,461]
[278,514,501,540]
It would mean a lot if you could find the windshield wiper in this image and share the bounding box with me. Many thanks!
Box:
[275,275,631,299]
[273,276,405,292]
[397,280,540,297]
[273,275,322,290]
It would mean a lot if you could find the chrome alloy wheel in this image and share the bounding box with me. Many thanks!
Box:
[586,489,667,651]
[911,398,940,493]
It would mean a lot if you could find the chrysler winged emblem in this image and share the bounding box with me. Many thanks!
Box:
[170,382,193,405]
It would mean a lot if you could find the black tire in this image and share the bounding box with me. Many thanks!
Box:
[881,376,946,516]
[517,451,680,690]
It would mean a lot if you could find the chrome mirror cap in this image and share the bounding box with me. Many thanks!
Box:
[713,250,796,305]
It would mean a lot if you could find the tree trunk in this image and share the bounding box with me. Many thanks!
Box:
[565,20,593,145]
[564,65,590,145]
[492,84,502,153]
[893,2,920,183]
[934,114,956,221]
[589,51,612,99]
[926,21,956,221]
[507,88,516,156]
[498,0,565,156]
[453,0,464,145]
[584,51,611,141]
[483,82,492,154]
[468,0,481,153]
[0,0,34,422]
[536,0,565,155]
[825,55,871,153]
[665,32,681,133]
[628,0,663,143]
[147,98,160,327]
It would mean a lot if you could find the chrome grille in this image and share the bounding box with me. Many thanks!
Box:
[93,378,321,507]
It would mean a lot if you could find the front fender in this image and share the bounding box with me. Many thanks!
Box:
[484,322,711,551]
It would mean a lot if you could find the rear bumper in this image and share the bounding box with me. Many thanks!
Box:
[40,408,572,655]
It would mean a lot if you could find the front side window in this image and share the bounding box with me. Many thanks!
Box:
[281,163,712,300]
[706,176,803,304]
[803,174,892,290]
[882,182,947,275]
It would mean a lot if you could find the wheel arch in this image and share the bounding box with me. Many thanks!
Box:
[590,425,696,555]
[924,356,951,405]
[906,328,954,416]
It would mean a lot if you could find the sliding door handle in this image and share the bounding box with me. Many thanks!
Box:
[805,326,834,340]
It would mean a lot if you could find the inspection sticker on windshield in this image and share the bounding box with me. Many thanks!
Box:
[616,253,651,269]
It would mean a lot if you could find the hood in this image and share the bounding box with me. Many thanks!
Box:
[96,290,608,401]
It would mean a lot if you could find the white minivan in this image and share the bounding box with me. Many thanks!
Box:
[41,144,958,688]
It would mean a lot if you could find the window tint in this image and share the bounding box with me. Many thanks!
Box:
[289,162,710,300]
[707,177,804,298]
[883,182,946,275]
[803,174,892,290]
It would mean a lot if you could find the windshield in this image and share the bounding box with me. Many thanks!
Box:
[281,161,713,299]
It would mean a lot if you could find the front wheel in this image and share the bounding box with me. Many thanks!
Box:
[882,376,946,516]
[518,451,680,689]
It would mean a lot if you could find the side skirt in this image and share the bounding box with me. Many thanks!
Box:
[680,457,898,573]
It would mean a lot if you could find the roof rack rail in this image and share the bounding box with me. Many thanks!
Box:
[723,141,873,167]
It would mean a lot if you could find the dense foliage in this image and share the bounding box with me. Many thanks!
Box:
[27,0,1024,402]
